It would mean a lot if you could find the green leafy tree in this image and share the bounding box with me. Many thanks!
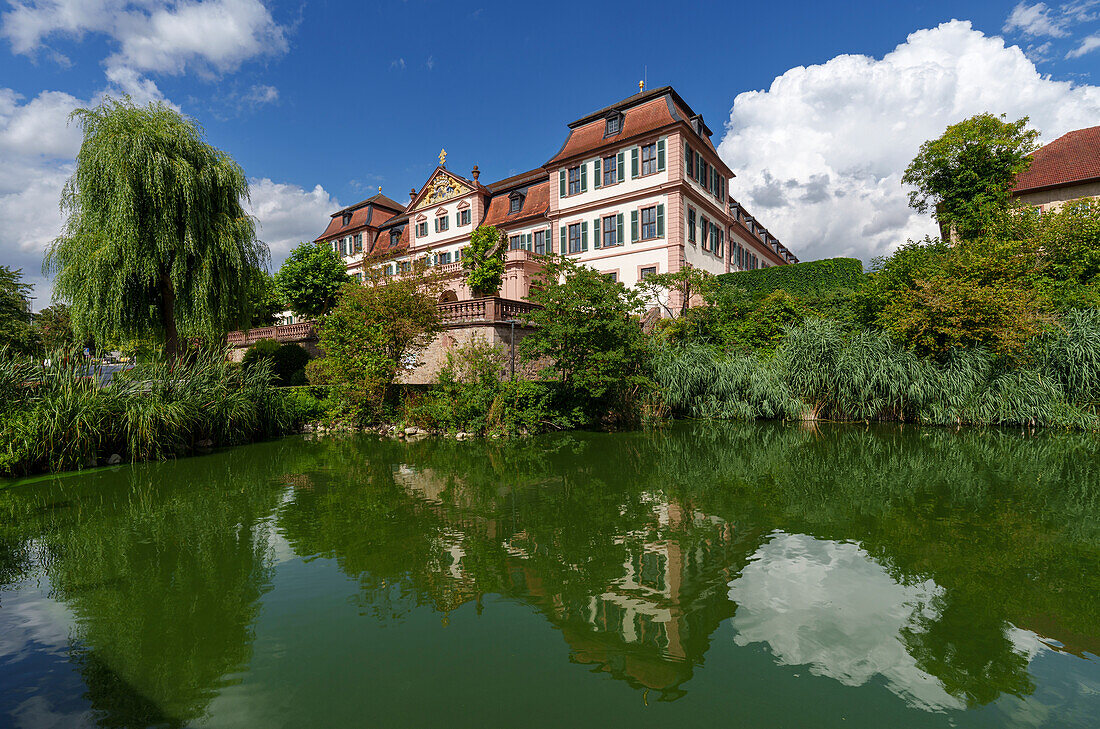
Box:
[309,270,441,423]
[903,113,1039,241]
[275,242,351,318]
[231,270,283,328]
[32,304,80,352]
[521,257,651,422]
[45,97,268,360]
[0,266,34,352]
[637,266,717,318]
[462,226,505,297]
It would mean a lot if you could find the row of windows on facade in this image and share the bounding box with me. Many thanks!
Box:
[378,248,463,276]
[414,209,472,238]
[559,139,667,197]
[686,208,726,257]
[684,143,726,203]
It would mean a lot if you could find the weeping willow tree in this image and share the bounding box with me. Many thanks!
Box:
[45,98,268,359]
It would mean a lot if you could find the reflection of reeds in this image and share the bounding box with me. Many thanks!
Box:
[653,313,1100,429]
[0,346,290,476]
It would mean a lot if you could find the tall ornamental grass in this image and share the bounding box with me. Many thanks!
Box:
[0,347,292,476]
[653,311,1100,429]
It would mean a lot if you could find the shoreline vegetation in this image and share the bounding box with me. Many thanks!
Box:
[3,102,1100,478]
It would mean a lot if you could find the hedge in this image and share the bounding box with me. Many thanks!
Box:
[716,257,865,299]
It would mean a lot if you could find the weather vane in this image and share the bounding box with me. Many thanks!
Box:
[439,148,447,167]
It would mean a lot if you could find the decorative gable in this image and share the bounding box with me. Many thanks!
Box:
[411,168,474,211]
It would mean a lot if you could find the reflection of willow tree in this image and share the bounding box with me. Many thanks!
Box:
[0,441,298,726]
[639,421,1099,707]
[278,434,746,696]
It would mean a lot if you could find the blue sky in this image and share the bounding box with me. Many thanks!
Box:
[3,0,1100,305]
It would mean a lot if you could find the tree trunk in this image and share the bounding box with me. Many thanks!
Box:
[160,272,180,361]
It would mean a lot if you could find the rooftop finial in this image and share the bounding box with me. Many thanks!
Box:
[439,148,447,167]
[639,79,644,92]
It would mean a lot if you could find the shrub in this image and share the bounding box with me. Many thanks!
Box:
[716,258,864,299]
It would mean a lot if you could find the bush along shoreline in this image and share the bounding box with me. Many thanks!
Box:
[0,347,299,478]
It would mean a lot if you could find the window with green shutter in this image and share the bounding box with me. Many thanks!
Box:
[594,158,601,188]
[593,218,602,248]
[686,144,694,177]
[560,226,566,254]
[657,139,665,171]
[616,213,624,245]
[581,220,588,251]
[631,147,639,178]
[617,151,625,182]
[580,162,587,192]
[631,210,638,242]
[559,170,566,198]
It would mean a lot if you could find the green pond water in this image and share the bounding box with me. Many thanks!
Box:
[0,422,1098,728]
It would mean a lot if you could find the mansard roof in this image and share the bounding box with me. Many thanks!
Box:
[546,86,721,166]
[483,178,550,227]
[314,192,407,242]
[485,167,547,192]
[370,219,409,256]
[1013,125,1100,194]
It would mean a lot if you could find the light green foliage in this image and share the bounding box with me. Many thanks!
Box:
[522,257,653,424]
[45,98,268,359]
[0,347,291,476]
[233,270,283,328]
[281,386,337,425]
[310,276,440,424]
[636,266,717,318]
[903,113,1039,240]
[654,314,1100,428]
[462,225,506,296]
[32,304,80,353]
[274,242,350,318]
[0,266,35,353]
[716,258,865,299]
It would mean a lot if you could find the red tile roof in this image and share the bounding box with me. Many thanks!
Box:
[1014,125,1100,194]
[370,223,409,256]
[482,181,550,227]
[314,196,404,242]
[547,96,679,164]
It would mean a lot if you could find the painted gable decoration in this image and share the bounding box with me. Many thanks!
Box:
[413,169,473,211]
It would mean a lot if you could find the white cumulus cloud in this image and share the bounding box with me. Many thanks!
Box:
[1004,2,1068,38]
[718,20,1100,265]
[245,178,340,264]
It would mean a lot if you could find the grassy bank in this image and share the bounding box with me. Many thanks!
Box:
[0,348,297,477]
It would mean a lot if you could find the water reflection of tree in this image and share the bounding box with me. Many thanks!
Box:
[0,442,297,726]
[280,424,1099,708]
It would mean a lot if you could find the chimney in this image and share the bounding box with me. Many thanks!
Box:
[471,165,480,183]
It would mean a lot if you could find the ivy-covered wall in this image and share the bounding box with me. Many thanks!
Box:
[716,258,865,298]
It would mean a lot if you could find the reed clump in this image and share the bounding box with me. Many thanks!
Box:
[0,347,292,476]
[653,311,1100,429]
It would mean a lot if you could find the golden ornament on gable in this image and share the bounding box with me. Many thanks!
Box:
[414,170,471,210]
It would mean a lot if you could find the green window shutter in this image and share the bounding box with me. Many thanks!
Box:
[617,151,625,182]
[581,163,587,192]
[616,213,623,245]
[455,212,460,227]
[631,210,638,242]
[581,220,588,251]
[594,158,601,188]
[593,218,602,248]
[560,226,566,254]
[559,170,566,198]
[657,139,666,171]
[631,147,639,178]
[525,233,532,250]
[656,204,665,237]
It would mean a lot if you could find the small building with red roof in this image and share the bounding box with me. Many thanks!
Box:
[1012,125,1100,212]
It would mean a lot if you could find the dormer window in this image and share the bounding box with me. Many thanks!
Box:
[509,191,525,214]
[605,112,623,137]
[342,212,352,226]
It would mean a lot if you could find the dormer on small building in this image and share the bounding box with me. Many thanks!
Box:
[509,190,525,214]
[604,111,624,138]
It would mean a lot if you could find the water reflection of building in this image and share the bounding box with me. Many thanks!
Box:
[391,464,738,696]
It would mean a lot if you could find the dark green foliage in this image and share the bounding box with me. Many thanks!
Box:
[45,98,268,359]
[0,266,35,353]
[242,340,309,386]
[32,304,80,353]
[522,257,653,425]
[0,347,293,476]
[282,386,337,425]
[275,242,351,318]
[716,258,864,299]
[408,338,575,435]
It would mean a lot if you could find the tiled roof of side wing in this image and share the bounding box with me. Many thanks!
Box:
[482,181,550,227]
[1013,125,1100,193]
[484,168,548,192]
[547,96,679,164]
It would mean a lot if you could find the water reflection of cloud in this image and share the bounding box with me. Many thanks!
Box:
[727,532,964,712]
